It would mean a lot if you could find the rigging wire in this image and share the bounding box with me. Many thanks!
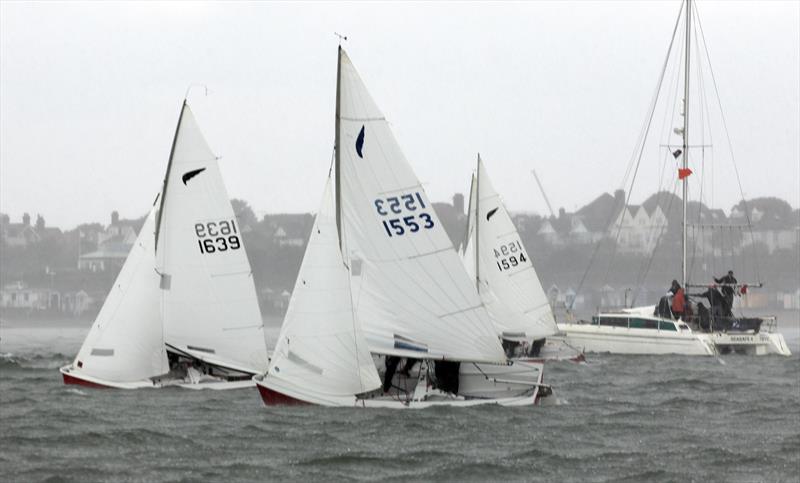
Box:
[571,1,686,309]
[694,3,762,283]
[631,178,680,306]
[601,14,686,290]
[631,29,686,298]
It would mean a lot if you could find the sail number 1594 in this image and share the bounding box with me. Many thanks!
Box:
[495,240,527,271]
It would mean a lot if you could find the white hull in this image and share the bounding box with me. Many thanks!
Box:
[557,323,715,356]
[558,322,791,356]
[175,379,255,390]
[254,374,541,408]
[706,331,791,356]
[61,364,256,390]
[516,337,585,363]
[458,360,546,399]
[254,359,546,408]
[359,393,539,408]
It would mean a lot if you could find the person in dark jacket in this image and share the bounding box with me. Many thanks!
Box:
[714,270,737,314]
[691,287,730,317]
[382,356,401,393]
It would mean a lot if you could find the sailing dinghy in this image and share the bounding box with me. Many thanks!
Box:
[255,175,547,407]
[61,101,269,389]
[462,156,583,362]
[255,47,549,407]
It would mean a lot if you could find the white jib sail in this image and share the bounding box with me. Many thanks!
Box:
[156,102,268,374]
[463,158,558,340]
[337,48,506,364]
[72,207,168,383]
[265,178,381,405]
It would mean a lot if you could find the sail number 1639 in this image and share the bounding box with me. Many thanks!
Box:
[195,219,241,254]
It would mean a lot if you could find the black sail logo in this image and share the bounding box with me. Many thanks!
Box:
[355,125,365,158]
[182,167,207,185]
[486,207,499,221]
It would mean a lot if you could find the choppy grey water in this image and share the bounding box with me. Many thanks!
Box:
[1,322,799,482]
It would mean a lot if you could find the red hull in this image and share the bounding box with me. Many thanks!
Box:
[62,371,113,389]
[256,382,309,406]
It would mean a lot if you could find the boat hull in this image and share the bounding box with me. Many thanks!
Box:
[707,331,792,356]
[176,379,256,390]
[558,321,792,356]
[521,337,585,363]
[458,360,546,402]
[60,365,257,390]
[253,359,545,408]
[359,393,538,408]
[255,378,310,406]
[557,323,715,356]
[60,365,155,389]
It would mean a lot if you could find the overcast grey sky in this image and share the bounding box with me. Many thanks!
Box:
[1,1,798,228]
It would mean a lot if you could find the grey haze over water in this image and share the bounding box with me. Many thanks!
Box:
[1,1,798,229]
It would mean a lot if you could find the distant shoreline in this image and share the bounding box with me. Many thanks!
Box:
[0,314,285,330]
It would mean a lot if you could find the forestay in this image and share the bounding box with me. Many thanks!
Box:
[463,158,557,340]
[265,179,381,405]
[155,102,268,374]
[72,208,168,382]
[336,48,505,364]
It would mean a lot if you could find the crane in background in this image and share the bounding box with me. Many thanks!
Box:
[531,169,556,218]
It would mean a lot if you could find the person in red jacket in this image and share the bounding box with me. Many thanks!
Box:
[670,280,686,319]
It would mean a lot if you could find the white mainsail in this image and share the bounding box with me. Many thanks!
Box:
[336,48,505,364]
[156,102,268,374]
[264,178,382,405]
[463,158,558,340]
[71,207,168,383]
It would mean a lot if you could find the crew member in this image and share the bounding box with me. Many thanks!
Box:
[714,270,737,315]
[383,356,401,393]
[669,280,686,319]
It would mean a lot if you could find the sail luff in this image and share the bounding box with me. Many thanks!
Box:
[475,154,481,293]
[335,46,343,249]
[462,172,477,255]
[155,100,187,253]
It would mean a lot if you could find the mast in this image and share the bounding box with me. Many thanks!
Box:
[154,99,187,253]
[681,0,691,288]
[335,46,343,249]
[475,153,481,292]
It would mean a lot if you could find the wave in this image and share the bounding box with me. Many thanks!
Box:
[0,352,71,370]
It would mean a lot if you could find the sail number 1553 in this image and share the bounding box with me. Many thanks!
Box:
[195,219,240,254]
[374,191,435,237]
